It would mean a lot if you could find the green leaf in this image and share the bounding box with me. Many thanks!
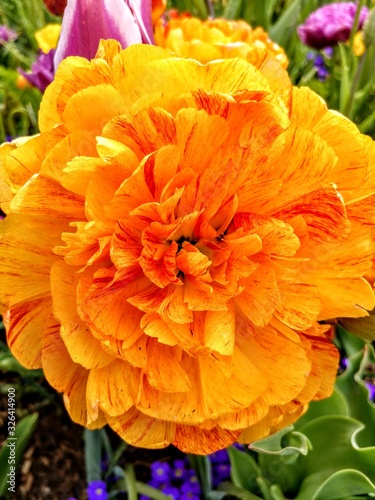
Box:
[293,387,349,430]
[336,348,375,447]
[223,0,243,20]
[0,413,38,497]
[297,416,375,485]
[312,470,375,500]
[189,0,208,19]
[340,313,375,343]
[210,481,264,500]
[250,426,311,462]
[227,446,261,492]
[363,8,375,48]
[268,0,301,46]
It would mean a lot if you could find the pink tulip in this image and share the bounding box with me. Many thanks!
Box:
[54,0,154,69]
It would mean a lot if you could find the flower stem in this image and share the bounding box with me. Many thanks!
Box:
[136,481,173,499]
[343,53,366,119]
[349,0,365,48]
[124,464,138,500]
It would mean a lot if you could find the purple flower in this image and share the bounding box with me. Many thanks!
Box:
[298,2,369,49]
[172,458,189,480]
[180,480,201,495]
[0,25,18,44]
[18,49,55,93]
[161,485,179,499]
[151,461,171,484]
[366,382,375,402]
[209,449,228,464]
[323,46,334,58]
[86,480,108,500]
[212,463,231,487]
[54,0,154,69]
[317,67,329,82]
[305,50,331,81]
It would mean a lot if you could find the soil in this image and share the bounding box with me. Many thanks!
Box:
[0,337,181,500]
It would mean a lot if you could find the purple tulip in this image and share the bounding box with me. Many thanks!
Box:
[54,0,154,69]
[298,2,369,49]
[18,49,55,92]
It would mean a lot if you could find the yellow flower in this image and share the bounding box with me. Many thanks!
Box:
[352,30,365,56]
[34,23,61,53]
[155,14,288,67]
[1,41,375,453]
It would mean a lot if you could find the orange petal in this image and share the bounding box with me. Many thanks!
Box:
[107,406,175,449]
[235,267,281,327]
[5,297,52,369]
[50,261,114,369]
[86,359,141,419]
[10,174,85,220]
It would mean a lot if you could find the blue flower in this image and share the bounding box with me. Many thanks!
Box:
[366,382,375,402]
[209,449,228,464]
[151,461,172,484]
[161,485,180,499]
[86,480,108,500]
[180,480,201,495]
[172,458,188,480]
[212,463,231,487]
[180,483,201,500]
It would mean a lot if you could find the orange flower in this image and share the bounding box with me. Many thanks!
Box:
[155,14,288,67]
[1,41,375,453]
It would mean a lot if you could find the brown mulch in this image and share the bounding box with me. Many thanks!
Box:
[0,325,182,500]
[0,386,87,500]
[0,373,182,500]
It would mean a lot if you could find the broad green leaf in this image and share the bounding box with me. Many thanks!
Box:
[227,446,261,492]
[363,8,375,48]
[335,325,365,357]
[210,481,264,500]
[250,426,311,461]
[312,470,375,500]
[223,0,242,20]
[340,313,375,343]
[297,416,375,484]
[268,0,301,46]
[189,0,208,19]
[0,413,38,496]
[293,387,349,430]
[336,348,375,447]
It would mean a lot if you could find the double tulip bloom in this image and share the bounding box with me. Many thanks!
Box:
[2,1,375,454]
[298,1,369,49]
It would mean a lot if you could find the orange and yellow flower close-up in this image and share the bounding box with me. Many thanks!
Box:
[1,40,375,454]
[154,13,288,67]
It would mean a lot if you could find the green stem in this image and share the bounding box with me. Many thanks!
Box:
[349,0,365,48]
[124,464,138,500]
[338,43,351,115]
[205,0,214,18]
[84,429,103,483]
[343,53,366,118]
[136,481,174,500]
[105,441,127,479]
